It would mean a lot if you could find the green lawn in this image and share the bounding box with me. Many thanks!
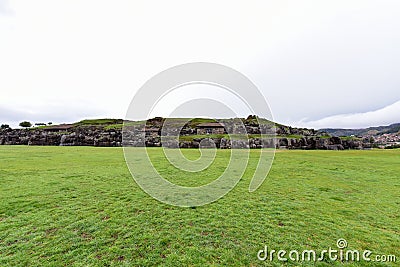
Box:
[0,146,399,266]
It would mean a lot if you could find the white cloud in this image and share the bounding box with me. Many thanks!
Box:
[0,100,106,128]
[294,101,400,129]
[0,0,14,15]
[0,0,399,128]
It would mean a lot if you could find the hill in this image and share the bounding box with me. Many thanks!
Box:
[319,123,400,137]
[0,116,373,149]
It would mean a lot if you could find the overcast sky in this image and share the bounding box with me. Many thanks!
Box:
[1,0,399,129]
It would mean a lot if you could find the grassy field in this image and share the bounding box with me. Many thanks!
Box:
[0,146,399,266]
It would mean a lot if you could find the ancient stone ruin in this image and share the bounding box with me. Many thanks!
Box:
[0,117,371,150]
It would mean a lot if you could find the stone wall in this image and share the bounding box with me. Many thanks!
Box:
[0,127,121,147]
[0,127,369,150]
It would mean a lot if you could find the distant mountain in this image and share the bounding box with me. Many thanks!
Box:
[319,123,400,137]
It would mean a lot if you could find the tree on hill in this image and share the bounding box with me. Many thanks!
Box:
[48,122,53,125]
[1,124,10,130]
[19,121,32,128]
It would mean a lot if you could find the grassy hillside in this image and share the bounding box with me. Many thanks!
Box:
[33,116,305,133]
[74,119,124,126]
[0,147,399,266]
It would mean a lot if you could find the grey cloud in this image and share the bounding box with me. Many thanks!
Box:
[169,99,240,119]
[249,1,400,126]
[0,0,14,16]
[294,101,400,129]
[0,103,107,127]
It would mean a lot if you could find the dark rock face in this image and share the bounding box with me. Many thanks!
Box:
[0,124,369,149]
[282,137,364,150]
[0,127,121,147]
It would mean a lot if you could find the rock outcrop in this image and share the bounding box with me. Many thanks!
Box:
[0,116,372,149]
[0,127,121,147]
[0,127,369,149]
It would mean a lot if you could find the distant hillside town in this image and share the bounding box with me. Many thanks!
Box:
[369,133,400,149]
[320,122,400,149]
